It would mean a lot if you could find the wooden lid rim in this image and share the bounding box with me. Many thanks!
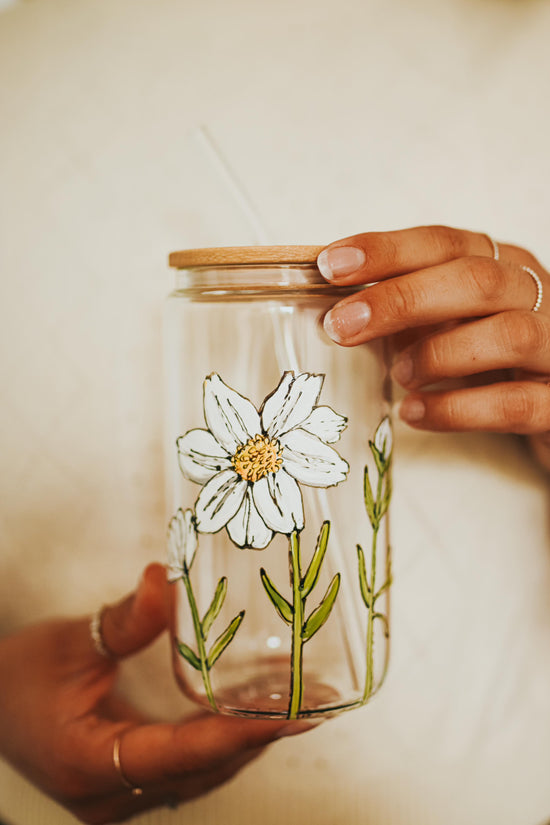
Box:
[168,245,325,268]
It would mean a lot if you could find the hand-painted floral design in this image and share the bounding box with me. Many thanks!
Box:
[167,507,244,712]
[177,372,349,549]
[359,414,393,703]
[167,508,198,581]
[372,415,392,464]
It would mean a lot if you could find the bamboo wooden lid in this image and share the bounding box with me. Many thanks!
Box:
[168,245,325,269]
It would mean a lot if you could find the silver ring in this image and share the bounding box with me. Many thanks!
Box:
[90,606,114,658]
[521,265,543,313]
[113,734,144,797]
[486,234,500,261]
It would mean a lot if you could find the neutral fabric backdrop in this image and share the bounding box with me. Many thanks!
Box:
[1,0,550,823]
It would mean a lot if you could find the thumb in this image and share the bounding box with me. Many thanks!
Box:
[99,563,170,658]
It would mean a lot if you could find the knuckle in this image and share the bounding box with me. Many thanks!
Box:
[419,337,448,379]
[382,278,422,320]
[498,312,548,359]
[362,232,399,271]
[428,225,467,259]
[465,257,506,303]
[502,384,537,431]
[439,393,464,428]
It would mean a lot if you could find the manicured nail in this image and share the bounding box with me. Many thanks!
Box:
[324,302,371,342]
[317,246,366,280]
[275,720,323,739]
[399,396,425,423]
[391,354,414,387]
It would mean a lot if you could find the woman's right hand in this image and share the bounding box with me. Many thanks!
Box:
[318,225,550,471]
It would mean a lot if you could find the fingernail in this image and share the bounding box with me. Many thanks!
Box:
[324,302,371,342]
[391,354,414,387]
[275,720,323,739]
[399,396,425,423]
[317,246,366,280]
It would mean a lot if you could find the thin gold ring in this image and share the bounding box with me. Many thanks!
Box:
[113,735,143,797]
[521,265,543,313]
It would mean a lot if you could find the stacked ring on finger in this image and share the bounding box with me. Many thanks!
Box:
[521,265,543,313]
[90,607,115,659]
[320,228,546,345]
[317,225,549,434]
[486,234,500,261]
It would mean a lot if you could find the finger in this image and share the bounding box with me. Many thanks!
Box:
[322,257,545,346]
[317,225,492,284]
[71,749,265,824]
[69,752,264,823]
[99,563,169,659]
[391,311,550,390]
[111,713,318,789]
[399,381,550,434]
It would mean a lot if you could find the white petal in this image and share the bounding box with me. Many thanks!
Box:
[204,374,262,455]
[195,469,247,533]
[261,372,324,438]
[252,469,304,533]
[177,429,232,484]
[167,508,198,579]
[181,509,198,568]
[300,405,348,443]
[227,488,273,549]
[280,429,349,487]
[374,416,393,459]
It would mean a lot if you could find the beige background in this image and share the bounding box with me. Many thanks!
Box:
[1,0,550,823]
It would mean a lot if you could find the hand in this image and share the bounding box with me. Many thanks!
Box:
[0,564,314,824]
[318,225,550,470]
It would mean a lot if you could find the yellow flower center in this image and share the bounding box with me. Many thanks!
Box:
[232,434,283,483]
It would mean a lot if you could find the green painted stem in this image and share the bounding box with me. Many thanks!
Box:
[288,531,304,719]
[362,526,378,703]
[363,471,384,704]
[183,573,217,712]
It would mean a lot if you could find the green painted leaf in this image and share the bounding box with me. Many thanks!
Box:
[302,521,330,596]
[201,576,227,637]
[374,573,393,602]
[357,545,371,607]
[374,612,390,638]
[302,573,341,641]
[207,611,245,669]
[363,466,377,529]
[176,639,201,670]
[260,568,293,624]
[378,472,392,519]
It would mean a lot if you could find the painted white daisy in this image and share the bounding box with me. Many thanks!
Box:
[177,372,349,550]
[167,508,198,581]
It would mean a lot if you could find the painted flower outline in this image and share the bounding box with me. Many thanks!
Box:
[167,508,198,581]
[177,372,349,549]
[373,416,392,461]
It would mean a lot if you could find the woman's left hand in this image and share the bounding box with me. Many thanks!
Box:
[0,564,314,824]
[318,225,550,470]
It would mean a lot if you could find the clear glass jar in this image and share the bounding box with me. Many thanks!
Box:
[164,246,392,719]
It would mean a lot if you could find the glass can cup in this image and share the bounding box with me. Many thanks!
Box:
[164,245,393,720]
